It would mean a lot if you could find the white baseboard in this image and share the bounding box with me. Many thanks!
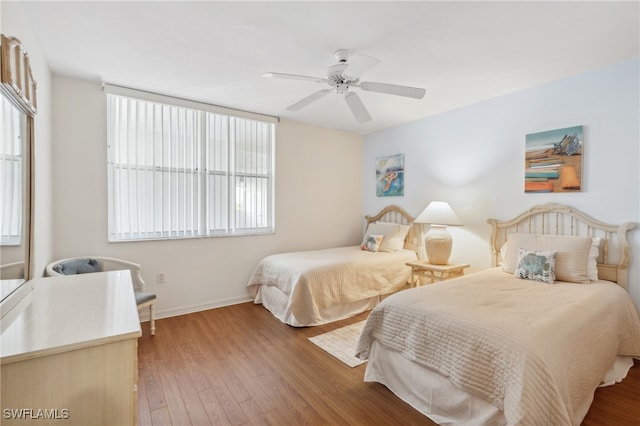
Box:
[137,295,254,322]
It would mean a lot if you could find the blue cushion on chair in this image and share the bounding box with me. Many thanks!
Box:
[135,292,156,305]
[52,258,102,275]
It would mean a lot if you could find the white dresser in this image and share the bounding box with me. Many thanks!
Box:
[1,271,141,425]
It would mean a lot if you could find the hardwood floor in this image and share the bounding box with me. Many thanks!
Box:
[138,302,640,425]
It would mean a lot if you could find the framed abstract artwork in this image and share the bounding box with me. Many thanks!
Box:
[376,154,404,197]
[525,125,583,193]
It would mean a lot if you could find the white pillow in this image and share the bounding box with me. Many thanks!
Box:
[502,235,601,281]
[588,237,603,281]
[500,241,508,264]
[363,221,411,252]
[502,233,592,284]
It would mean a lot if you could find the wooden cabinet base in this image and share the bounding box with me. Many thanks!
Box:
[1,271,141,425]
[1,339,138,425]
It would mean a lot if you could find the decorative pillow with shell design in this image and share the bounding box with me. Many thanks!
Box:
[515,248,558,284]
[361,234,384,252]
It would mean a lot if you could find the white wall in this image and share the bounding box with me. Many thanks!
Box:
[364,58,640,310]
[51,76,363,317]
[2,2,54,278]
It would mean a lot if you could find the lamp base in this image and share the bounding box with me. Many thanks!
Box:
[425,225,452,265]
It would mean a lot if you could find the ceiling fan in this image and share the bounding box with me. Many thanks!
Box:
[263,50,426,123]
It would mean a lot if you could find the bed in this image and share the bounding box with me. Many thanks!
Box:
[355,203,640,425]
[247,205,421,326]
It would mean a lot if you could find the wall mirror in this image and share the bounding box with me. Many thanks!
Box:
[0,34,37,303]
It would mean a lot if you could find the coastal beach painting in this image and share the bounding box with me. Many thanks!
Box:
[376,154,404,197]
[525,126,583,193]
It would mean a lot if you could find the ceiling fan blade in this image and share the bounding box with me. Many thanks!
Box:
[263,72,327,84]
[342,52,380,80]
[344,92,372,123]
[359,81,426,99]
[287,89,333,111]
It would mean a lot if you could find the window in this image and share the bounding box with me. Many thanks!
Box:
[106,88,275,242]
[0,95,25,246]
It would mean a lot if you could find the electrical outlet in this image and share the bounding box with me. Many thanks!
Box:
[157,272,167,284]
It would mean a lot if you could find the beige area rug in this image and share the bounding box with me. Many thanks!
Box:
[308,321,366,368]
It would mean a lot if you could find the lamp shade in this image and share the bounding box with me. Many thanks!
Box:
[414,201,463,226]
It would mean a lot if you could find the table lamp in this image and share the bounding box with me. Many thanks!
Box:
[414,201,463,265]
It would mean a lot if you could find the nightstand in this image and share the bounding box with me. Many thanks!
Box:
[406,261,470,286]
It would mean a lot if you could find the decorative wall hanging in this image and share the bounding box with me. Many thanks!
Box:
[524,125,583,193]
[376,154,404,197]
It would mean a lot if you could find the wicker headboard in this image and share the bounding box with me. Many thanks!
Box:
[365,205,420,254]
[487,203,637,289]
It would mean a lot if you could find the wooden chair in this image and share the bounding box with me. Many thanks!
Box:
[45,257,156,335]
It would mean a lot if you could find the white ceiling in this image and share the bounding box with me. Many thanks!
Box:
[19,1,640,135]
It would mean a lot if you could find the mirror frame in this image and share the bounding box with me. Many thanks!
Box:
[1,34,37,288]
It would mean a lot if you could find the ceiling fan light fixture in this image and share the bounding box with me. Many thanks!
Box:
[265,50,425,123]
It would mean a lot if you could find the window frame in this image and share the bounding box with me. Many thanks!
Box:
[105,85,277,242]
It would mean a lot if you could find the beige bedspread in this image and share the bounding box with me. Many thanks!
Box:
[247,246,416,325]
[355,267,640,425]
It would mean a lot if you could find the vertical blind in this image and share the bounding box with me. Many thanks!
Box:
[107,92,275,241]
[0,95,24,246]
